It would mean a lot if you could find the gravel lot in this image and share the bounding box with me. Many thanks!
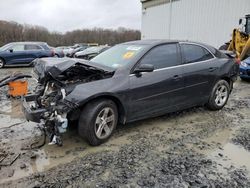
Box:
[0,67,250,188]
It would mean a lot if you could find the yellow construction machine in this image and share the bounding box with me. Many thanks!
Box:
[219,14,250,61]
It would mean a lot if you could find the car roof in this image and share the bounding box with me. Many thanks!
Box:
[122,39,180,46]
[122,39,212,47]
[7,41,48,45]
[121,39,216,53]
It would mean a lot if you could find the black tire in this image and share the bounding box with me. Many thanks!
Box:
[207,80,230,111]
[219,44,229,50]
[78,99,118,146]
[0,58,5,69]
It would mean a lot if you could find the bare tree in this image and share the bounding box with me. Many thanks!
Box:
[0,20,141,47]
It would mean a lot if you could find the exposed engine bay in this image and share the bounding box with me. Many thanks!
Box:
[22,58,114,146]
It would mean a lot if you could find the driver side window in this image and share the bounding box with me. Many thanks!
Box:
[139,44,179,69]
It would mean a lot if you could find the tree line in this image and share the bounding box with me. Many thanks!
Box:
[0,20,141,47]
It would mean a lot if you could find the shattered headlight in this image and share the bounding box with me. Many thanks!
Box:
[32,69,39,82]
[64,84,77,96]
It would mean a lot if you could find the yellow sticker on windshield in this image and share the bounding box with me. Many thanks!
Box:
[123,51,135,59]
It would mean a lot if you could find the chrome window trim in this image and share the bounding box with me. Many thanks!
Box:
[130,42,216,77]
[129,58,215,77]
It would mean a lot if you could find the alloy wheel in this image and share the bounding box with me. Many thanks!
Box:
[95,107,115,139]
[215,85,228,107]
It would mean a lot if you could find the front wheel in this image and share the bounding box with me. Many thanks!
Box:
[78,99,118,146]
[207,80,230,110]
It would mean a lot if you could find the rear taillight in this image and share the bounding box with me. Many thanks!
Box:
[51,49,55,56]
[235,58,241,65]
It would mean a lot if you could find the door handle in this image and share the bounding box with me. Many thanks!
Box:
[209,67,217,72]
[173,75,181,80]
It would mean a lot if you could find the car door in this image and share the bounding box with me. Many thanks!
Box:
[24,44,43,63]
[7,44,26,65]
[180,43,218,106]
[127,43,185,121]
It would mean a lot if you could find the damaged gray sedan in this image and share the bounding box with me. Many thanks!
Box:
[22,40,239,146]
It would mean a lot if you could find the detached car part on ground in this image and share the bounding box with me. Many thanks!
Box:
[22,40,239,146]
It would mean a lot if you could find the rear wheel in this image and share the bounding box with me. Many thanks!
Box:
[0,58,5,68]
[207,80,230,110]
[78,99,118,146]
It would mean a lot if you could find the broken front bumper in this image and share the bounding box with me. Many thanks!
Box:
[22,94,75,146]
[22,95,47,123]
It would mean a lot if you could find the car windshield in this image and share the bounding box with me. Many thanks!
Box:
[90,44,145,68]
[0,43,13,51]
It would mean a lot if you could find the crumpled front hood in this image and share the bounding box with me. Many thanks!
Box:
[33,57,114,83]
[34,58,78,79]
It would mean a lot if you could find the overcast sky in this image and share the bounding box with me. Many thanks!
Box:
[0,0,141,33]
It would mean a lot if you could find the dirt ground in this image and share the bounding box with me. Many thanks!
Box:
[1,67,250,188]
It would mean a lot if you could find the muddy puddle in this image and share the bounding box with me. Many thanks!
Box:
[219,143,250,170]
[0,99,25,128]
[205,127,250,175]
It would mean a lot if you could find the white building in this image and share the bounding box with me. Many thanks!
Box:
[141,0,250,48]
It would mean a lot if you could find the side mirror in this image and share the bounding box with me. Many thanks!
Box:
[9,49,13,53]
[134,64,154,74]
[239,18,243,25]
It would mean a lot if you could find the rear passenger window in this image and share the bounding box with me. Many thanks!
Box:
[25,44,42,50]
[181,44,214,64]
[140,44,179,69]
